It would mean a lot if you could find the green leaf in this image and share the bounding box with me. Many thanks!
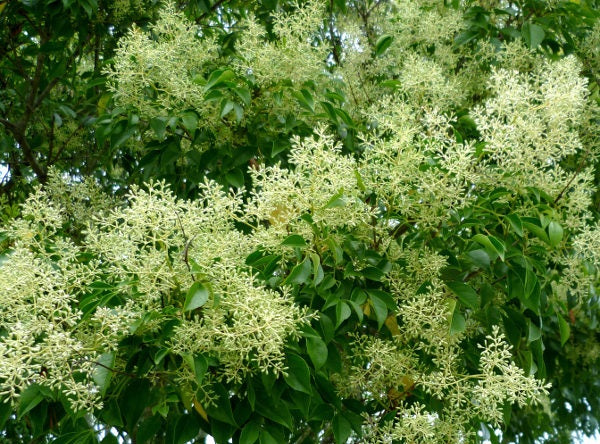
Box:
[527,319,541,344]
[450,307,466,335]
[325,189,346,209]
[522,218,551,244]
[522,22,545,48]
[454,29,479,46]
[284,258,312,285]
[333,414,352,444]
[120,379,151,429]
[205,383,237,426]
[93,352,115,395]
[306,336,328,370]
[180,112,198,133]
[366,290,396,310]
[447,281,479,310]
[281,234,307,248]
[204,68,236,90]
[326,238,344,265]
[225,168,244,188]
[0,402,11,430]
[17,385,44,419]
[149,117,167,139]
[558,315,570,347]
[233,87,252,106]
[137,415,162,444]
[361,266,384,281]
[284,354,312,394]
[292,89,315,112]
[472,234,505,261]
[260,430,279,444]
[530,338,546,378]
[320,101,338,122]
[240,422,260,444]
[183,282,209,312]
[347,300,364,323]
[465,249,490,269]
[310,253,324,286]
[256,398,292,430]
[193,354,208,385]
[335,301,351,329]
[233,102,244,122]
[174,414,200,444]
[506,214,524,237]
[369,293,388,330]
[548,221,563,247]
[375,34,394,56]
[220,100,235,118]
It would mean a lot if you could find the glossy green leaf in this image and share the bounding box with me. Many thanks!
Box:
[240,422,260,444]
[369,293,388,330]
[0,402,11,430]
[233,87,252,106]
[284,258,312,285]
[375,34,394,56]
[256,399,292,430]
[93,351,115,395]
[281,234,307,248]
[335,300,352,329]
[506,214,523,237]
[558,315,570,347]
[472,234,505,261]
[306,336,328,369]
[284,353,312,394]
[180,112,198,132]
[522,22,545,48]
[548,221,563,247]
[527,319,542,343]
[450,307,466,335]
[204,68,235,90]
[137,415,162,444]
[466,249,491,269]
[325,189,346,209]
[522,218,551,244]
[193,354,208,385]
[183,282,209,312]
[225,168,244,188]
[260,430,279,444]
[310,253,324,286]
[447,281,479,310]
[174,414,200,444]
[220,100,235,118]
[333,414,352,444]
[205,383,237,426]
[17,385,44,419]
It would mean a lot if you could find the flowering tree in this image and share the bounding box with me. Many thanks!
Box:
[1,0,599,443]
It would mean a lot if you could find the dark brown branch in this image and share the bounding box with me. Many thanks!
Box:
[14,131,47,182]
[0,118,17,132]
[553,158,588,205]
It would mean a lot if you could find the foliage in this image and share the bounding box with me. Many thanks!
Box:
[0,0,599,443]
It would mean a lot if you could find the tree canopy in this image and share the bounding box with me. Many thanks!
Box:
[0,0,599,443]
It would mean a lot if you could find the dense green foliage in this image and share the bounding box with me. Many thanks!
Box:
[1,0,599,443]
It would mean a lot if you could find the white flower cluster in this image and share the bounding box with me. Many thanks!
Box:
[244,126,376,253]
[359,328,549,443]
[235,0,329,87]
[85,180,311,383]
[0,211,100,411]
[106,2,218,118]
